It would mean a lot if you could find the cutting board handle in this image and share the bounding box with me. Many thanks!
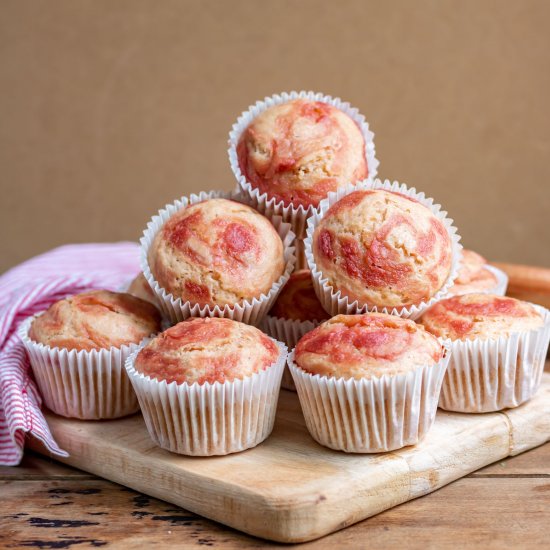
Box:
[492,262,550,296]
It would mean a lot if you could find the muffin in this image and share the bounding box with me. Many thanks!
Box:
[310,188,454,315]
[142,193,296,324]
[128,272,158,306]
[288,313,449,453]
[236,99,368,209]
[262,269,329,391]
[447,249,507,297]
[21,290,162,419]
[126,317,287,456]
[269,269,329,323]
[29,290,161,351]
[420,293,550,412]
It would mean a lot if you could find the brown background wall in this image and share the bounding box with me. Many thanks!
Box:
[1,0,549,273]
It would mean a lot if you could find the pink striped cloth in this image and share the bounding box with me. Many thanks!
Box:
[0,242,140,465]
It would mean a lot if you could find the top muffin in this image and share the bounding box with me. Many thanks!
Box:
[149,198,285,306]
[312,190,453,308]
[269,269,328,322]
[294,313,444,380]
[29,290,161,351]
[237,99,368,209]
[420,293,543,340]
[134,317,279,385]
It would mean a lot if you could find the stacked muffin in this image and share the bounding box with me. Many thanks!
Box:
[20,90,550,458]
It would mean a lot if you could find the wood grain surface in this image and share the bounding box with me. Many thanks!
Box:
[18,372,550,544]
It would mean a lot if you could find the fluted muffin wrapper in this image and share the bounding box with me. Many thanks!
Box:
[304,178,463,320]
[228,90,379,243]
[287,346,450,453]
[125,339,287,456]
[260,315,320,391]
[438,304,550,413]
[18,316,141,420]
[141,189,296,325]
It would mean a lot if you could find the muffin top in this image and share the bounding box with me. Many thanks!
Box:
[313,190,453,308]
[29,290,162,351]
[455,249,486,284]
[420,293,543,341]
[134,317,279,385]
[448,267,498,297]
[128,273,157,306]
[237,99,368,209]
[269,269,329,322]
[149,198,285,306]
[294,313,444,380]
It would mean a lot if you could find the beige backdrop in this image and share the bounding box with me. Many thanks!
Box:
[1,0,549,273]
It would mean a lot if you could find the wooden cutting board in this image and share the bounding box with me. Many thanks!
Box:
[31,372,550,543]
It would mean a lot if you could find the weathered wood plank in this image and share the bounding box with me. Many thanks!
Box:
[2,477,548,549]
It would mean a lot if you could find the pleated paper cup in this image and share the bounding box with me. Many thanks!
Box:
[486,265,509,296]
[304,179,463,320]
[140,190,296,325]
[125,340,287,456]
[260,315,320,391]
[439,304,550,413]
[18,316,141,420]
[288,347,450,453]
[228,90,379,243]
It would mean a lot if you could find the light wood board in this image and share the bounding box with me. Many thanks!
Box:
[30,372,550,543]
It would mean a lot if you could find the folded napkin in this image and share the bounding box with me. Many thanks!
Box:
[0,242,140,465]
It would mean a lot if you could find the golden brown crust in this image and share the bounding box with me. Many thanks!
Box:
[420,293,543,340]
[313,190,452,308]
[237,99,367,208]
[134,317,279,385]
[269,269,328,322]
[149,198,285,306]
[29,290,162,351]
[295,313,443,380]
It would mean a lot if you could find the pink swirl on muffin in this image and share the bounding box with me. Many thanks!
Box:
[313,190,452,308]
[29,290,161,351]
[420,293,543,340]
[269,269,328,322]
[295,313,444,380]
[149,198,285,306]
[134,317,279,385]
[237,99,368,208]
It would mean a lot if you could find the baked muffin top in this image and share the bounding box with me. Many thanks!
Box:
[128,272,157,306]
[447,267,498,297]
[312,190,453,308]
[455,249,486,284]
[134,317,279,385]
[269,269,328,322]
[29,290,162,351]
[420,293,543,341]
[237,99,368,209]
[149,198,285,306]
[294,313,444,380]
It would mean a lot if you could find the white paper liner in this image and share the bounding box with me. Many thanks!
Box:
[260,315,320,391]
[228,90,379,240]
[438,304,550,413]
[304,178,463,320]
[18,316,141,420]
[287,346,450,453]
[140,190,296,325]
[125,340,287,456]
